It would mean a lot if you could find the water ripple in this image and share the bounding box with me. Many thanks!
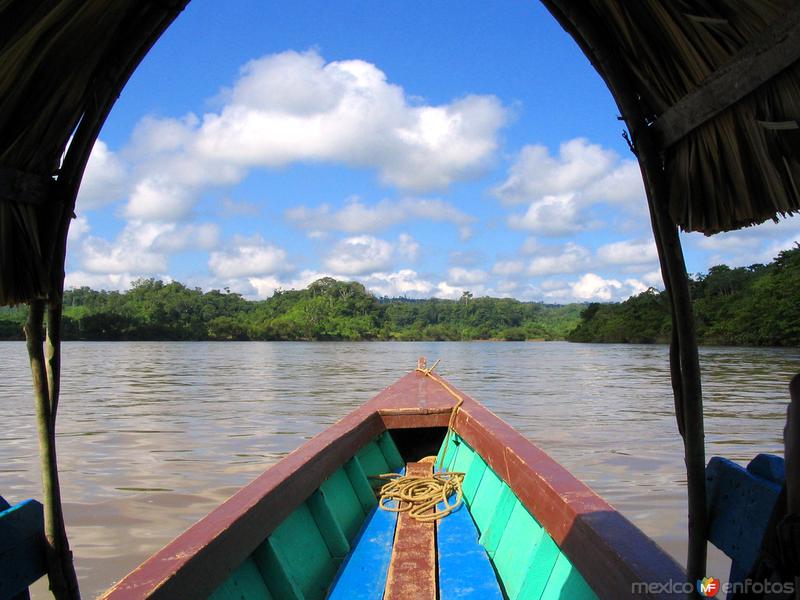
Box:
[0,340,796,598]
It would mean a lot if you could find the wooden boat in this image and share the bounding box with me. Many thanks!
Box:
[99,364,685,600]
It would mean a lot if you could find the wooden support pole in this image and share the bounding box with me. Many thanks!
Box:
[539,1,708,593]
[6,5,189,600]
[644,176,708,589]
[25,299,80,600]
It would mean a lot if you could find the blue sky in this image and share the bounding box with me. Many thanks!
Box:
[65,0,800,303]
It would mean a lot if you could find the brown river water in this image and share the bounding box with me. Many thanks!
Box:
[1,341,797,598]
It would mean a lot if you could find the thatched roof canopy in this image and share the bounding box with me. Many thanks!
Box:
[1,0,799,305]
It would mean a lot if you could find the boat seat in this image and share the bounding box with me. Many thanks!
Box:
[0,497,46,600]
[706,454,784,584]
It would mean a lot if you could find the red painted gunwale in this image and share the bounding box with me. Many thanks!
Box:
[101,369,685,600]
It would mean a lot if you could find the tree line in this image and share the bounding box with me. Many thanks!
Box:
[0,277,581,342]
[2,246,797,345]
[568,245,800,346]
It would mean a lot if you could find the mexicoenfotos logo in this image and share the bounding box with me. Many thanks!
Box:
[697,577,721,597]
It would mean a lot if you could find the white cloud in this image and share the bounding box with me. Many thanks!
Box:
[584,160,644,203]
[325,235,395,275]
[508,193,584,235]
[493,138,642,206]
[362,269,434,297]
[208,235,288,278]
[596,239,658,266]
[537,273,651,303]
[397,233,420,261]
[65,271,145,291]
[245,269,330,298]
[80,229,167,274]
[112,50,507,223]
[124,178,197,221]
[324,234,421,275]
[435,281,464,300]
[67,216,90,243]
[495,138,645,237]
[688,219,800,269]
[642,269,664,288]
[570,273,622,301]
[492,260,525,276]
[150,223,219,253]
[286,196,475,238]
[76,140,127,211]
[446,267,488,286]
[76,221,219,276]
[527,243,590,276]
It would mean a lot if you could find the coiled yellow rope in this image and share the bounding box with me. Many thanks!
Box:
[374,358,465,522]
[374,469,465,522]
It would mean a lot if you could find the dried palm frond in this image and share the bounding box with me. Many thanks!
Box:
[587,0,799,233]
[0,0,139,306]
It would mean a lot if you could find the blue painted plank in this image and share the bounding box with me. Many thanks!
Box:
[0,499,46,600]
[0,495,10,511]
[437,501,504,600]
[706,455,783,584]
[326,503,399,599]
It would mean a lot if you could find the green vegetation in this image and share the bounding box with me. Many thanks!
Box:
[0,277,581,342]
[3,246,796,345]
[568,245,800,346]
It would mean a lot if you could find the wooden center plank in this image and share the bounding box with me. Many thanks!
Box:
[383,462,437,600]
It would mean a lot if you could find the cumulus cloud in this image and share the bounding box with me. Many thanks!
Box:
[397,233,420,261]
[596,238,658,266]
[67,216,90,244]
[245,269,330,298]
[110,50,507,224]
[493,139,642,205]
[76,221,219,276]
[446,267,488,286]
[527,243,591,276]
[541,273,647,303]
[688,218,800,268]
[435,281,465,300]
[208,235,289,278]
[362,269,435,298]
[492,260,525,276]
[507,193,585,235]
[65,271,145,291]
[76,140,127,210]
[324,234,421,275]
[287,196,475,239]
[495,138,645,237]
[324,235,395,275]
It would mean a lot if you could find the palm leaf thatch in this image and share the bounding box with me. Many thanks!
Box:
[0,0,186,307]
[584,0,800,233]
[0,1,136,305]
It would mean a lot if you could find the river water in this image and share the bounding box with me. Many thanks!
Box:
[1,341,796,598]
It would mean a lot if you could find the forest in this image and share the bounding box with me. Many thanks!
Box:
[568,245,800,346]
[0,277,581,342]
[1,246,797,346]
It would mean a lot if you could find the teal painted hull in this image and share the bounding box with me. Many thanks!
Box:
[102,370,685,600]
[210,430,597,600]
